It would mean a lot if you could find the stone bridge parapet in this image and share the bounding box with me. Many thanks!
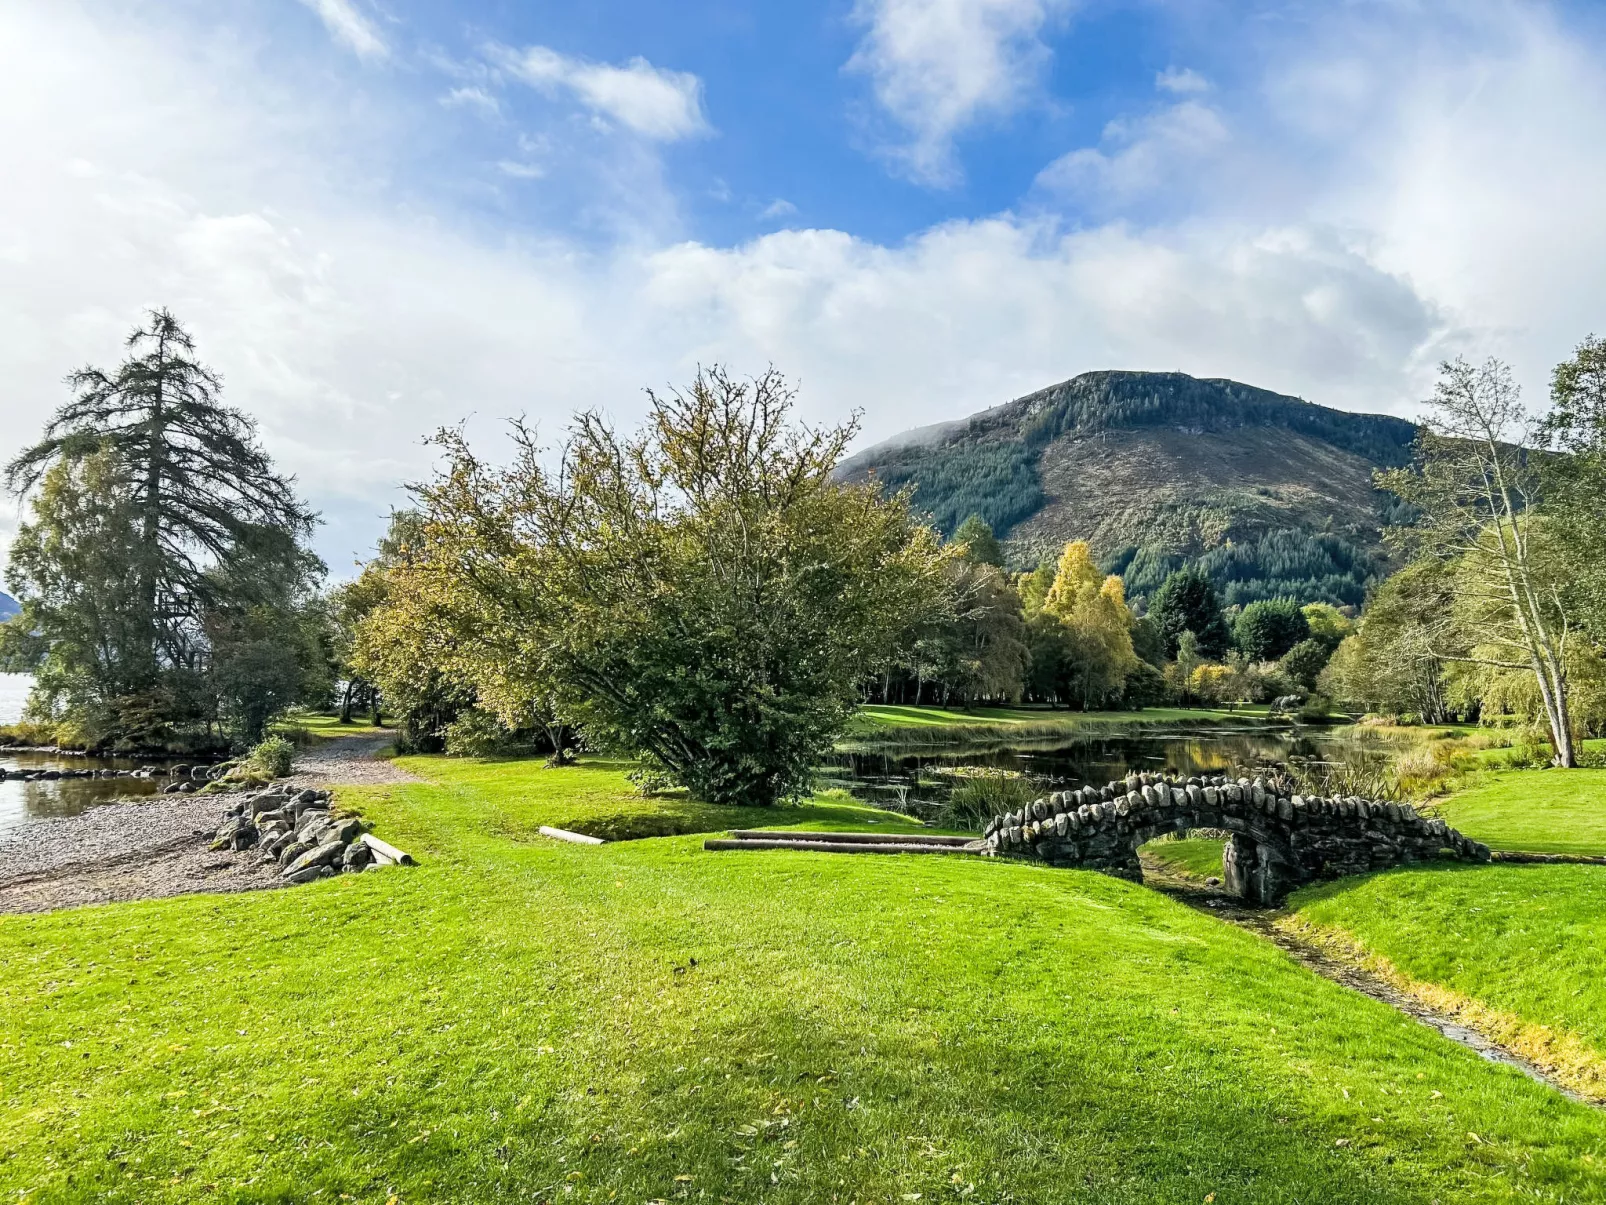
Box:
[982,771,1490,903]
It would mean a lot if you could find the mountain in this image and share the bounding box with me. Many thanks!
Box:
[0,592,17,621]
[839,370,1421,608]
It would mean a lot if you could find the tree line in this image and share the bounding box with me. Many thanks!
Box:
[4,312,1603,791]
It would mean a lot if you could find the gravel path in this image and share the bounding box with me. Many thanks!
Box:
[281,733,421,789]
[0,733,416,915]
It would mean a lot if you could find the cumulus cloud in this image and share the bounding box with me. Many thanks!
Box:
[298,0,386,61]
[1156,66,1209,94]
[491,44,709,141]
[5,0,1606,579]
[847,0,1068,186]
[1036,99,1229,206]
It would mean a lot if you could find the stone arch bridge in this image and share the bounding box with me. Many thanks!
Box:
[982,771,1490,904]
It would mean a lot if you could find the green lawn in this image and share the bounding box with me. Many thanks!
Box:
[272,712,391,740]
[4,756,1606,1203]
[1432,769,1606,854]
[1144,836,1229,880]
[848,703,1271,741]
[1290,863,1606,1100]
[1285,768,1606,1100]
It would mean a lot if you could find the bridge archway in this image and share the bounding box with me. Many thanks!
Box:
[983,771,1489,904]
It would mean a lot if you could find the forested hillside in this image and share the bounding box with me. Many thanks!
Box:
[840,371,1420,607]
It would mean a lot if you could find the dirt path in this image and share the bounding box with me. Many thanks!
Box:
[1140,854,1598,1108]
[0,733,413,915]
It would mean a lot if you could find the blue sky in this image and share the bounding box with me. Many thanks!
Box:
[5,0,1606,573]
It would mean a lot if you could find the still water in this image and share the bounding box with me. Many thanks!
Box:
[821,725,1387,816]
[0,674,174,841]
[0,673,28,726]
[0,752,168,839]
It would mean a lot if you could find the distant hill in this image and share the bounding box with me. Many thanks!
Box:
[0,592,17,621]
[839,370,1421,608]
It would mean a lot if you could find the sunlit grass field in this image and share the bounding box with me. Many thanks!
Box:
[3,756,1605,1202]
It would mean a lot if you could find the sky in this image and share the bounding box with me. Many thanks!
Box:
[3,0,1606,579]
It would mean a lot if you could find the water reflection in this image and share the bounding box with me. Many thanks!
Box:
[0,751,169,841]
[820,726,1395,815]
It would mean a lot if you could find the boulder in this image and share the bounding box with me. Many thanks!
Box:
[284,841,346,877]
[342,842,373,871]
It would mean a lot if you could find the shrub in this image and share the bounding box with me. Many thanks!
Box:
[244,736,295,779]
[1295,693,1337,724]
[443,707,525,758]
[940,769,1037,831]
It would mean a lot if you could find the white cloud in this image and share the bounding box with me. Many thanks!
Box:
[491,44,708,142]
[1156,66,1209,94]
[847,0,1068,186]
[496,159,544,179]
[441,86,500,117]
[298,0,386,61]
[758,198,799,220]
[1036,99,1229,206]
[6,0,1606,581]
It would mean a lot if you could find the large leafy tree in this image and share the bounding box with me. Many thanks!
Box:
[390,368,949,806]
[4,310,321,744]
[1378,357,1581,765]
[1542,334,1606,643]
[1042,541,1139,708]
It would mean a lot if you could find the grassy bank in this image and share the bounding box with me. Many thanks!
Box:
[4,756,1606,1202]
[845,703,1273,747]
[1288,863,1606,1101]
[1274,767,1606,1099]
[1432,768,1606,855]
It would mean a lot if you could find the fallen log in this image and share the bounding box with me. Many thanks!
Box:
[705,837,981,856]
[726,829,974,847]
[358,833,416,866]
[538,825,606,846]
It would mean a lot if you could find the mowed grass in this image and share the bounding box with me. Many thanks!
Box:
[4,759,1606,1203]
[272,712,391,740]
[1433,769,1606,854]
[1144,836,1229,880]
[1291,863,1606,1095]
[848,703,1269,742]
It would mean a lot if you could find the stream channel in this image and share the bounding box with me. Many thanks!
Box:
[828,718,1599,1108]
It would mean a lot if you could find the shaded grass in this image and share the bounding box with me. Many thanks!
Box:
[273,712,390,741]
[387,754,933,843]
[3,757,1606,1202]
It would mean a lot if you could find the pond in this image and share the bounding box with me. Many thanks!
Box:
[821,723,1400,820]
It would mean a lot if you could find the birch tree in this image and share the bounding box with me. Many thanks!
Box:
[1377,357,1578,765]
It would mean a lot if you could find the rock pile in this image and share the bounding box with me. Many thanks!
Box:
[982,770,1490,903]
[0,765,192,782]
[207,784,410,885]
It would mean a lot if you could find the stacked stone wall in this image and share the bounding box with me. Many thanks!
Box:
[981,770,1489,903]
